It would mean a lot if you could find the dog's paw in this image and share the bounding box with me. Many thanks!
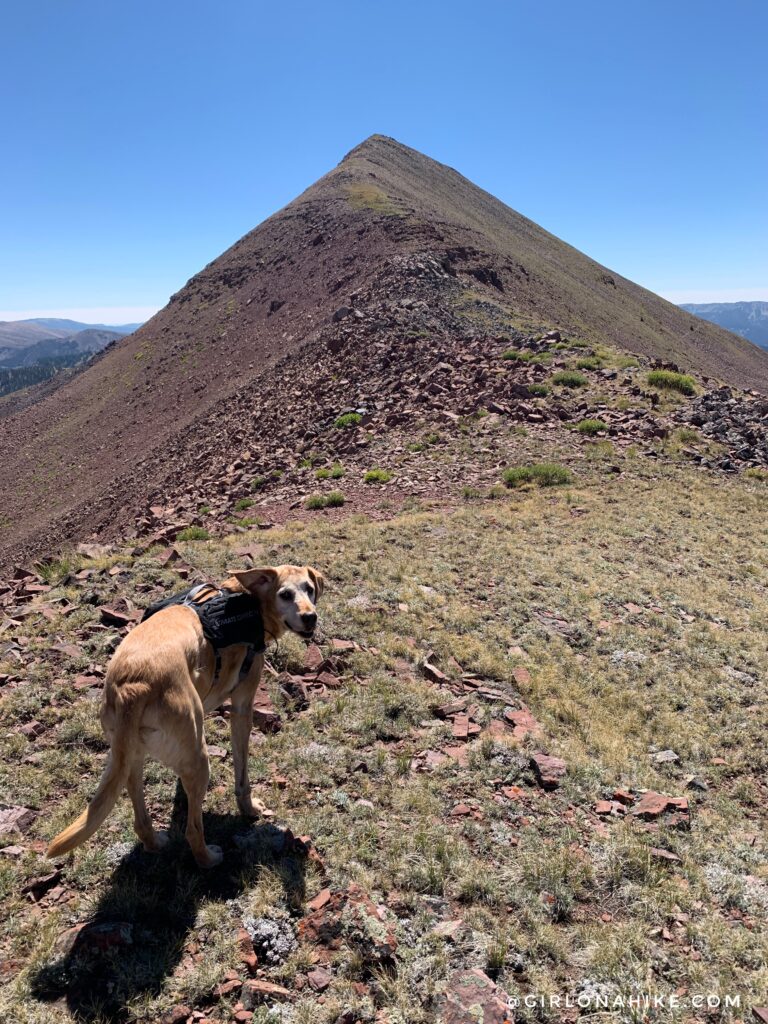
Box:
[197,844,223,869]
[143,830,170,853]
[238,795,275,819]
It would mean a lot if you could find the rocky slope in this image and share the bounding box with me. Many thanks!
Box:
[1,135,767,569]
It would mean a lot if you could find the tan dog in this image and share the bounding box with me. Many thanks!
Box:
[47,565,324,868]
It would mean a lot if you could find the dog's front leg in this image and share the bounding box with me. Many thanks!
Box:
[230,667,271,819]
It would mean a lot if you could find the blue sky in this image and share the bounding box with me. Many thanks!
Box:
[1,0,766,322]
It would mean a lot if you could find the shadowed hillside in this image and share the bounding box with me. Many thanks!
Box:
[1,135,766,568]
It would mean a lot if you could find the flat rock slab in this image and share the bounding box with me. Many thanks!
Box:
[441,968,511,1024]
[0,806,36,834]
[530,752,567,790]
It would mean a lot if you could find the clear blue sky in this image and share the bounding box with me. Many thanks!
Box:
[1,0,766,322]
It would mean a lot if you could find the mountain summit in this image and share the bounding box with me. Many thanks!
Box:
[1,135,766,566]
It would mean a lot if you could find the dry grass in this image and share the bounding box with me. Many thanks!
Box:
[1,466,767,1021]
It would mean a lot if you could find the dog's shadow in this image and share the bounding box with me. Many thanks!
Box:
[29,783,307,1022]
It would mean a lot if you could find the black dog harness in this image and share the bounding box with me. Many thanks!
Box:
[142,583,266,683]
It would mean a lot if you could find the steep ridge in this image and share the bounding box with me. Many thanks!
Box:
[1,135,766,567]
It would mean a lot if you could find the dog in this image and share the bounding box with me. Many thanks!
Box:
[47,564,324,868]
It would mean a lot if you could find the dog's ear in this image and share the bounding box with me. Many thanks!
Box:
[228,567,278,594]
[306,566,325,599]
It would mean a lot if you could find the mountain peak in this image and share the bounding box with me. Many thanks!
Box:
[0,138,766,567]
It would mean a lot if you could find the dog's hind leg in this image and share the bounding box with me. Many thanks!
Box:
[179,752,222,869]
[126,758,168,853]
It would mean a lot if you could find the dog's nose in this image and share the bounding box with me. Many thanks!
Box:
[302,611,317,630]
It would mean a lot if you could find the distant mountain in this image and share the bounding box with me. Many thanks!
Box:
[23,318,141,334]
[0,318,139,370]
[0,318,139,354]
[680,302,768,350]
[0,328,122,369]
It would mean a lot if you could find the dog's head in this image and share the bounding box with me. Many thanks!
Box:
[227,564,324,640]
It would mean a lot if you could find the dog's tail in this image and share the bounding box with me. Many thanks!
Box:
[47,689,143,859]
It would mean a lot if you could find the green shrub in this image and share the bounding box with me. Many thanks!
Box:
[528,384,549,397]
[502,463,573,488]
[576,356,602,370]
[364,468,393,484]
[334,412,363,428]
[177,526,210,541]
[577,418,608,435]
[676,427,699,443]
[647,370,696,395]
[250,476,267,490]
[306,490,346,509]
[744,468,768,483]
[551,371,588,389]
[462,486,483,500]
[316,463,345,480]
[503,350,528,361]
[234,497,254,511]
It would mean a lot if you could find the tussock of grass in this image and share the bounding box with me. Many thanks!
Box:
[575,356,603,370]
[364,468,392,484]
[528,384,549,397]
[551,370,587,389]
[647,369,696,395]
[176,526,210,541]
[502,463,573,488]
[316,463,345,480]
[334,413,362,429]
[305,490,345,509]
[576,418,608,435]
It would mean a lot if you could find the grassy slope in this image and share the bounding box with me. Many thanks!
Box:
[1,463,767,1022]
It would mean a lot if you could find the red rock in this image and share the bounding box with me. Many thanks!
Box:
[503,705,539,740]
[423,661,449,684]
[443,744,470,765]
[612,788,634,805]
[650,847,681,863]
[344,884,398,961]
[452,714,469,740]
[252,707,282,733]
[307,887,331,912]
[752,1009,768,1024]
[19,720,46,738]
[156,546,181,565]
[213,978,242,998]
[315,670,341,689]
[159,1005,192,1024]
[530,752,567,790]
[330,638,356,653]
[22,870,61,899]
[303,644,324,672]
[98,606,135,627]
[431,919,463,940]
[240,979,291,1007]
[435,700,467,719]
[624,602,644,615]
[595,800,613,815]
[451,803,472,817]
[0,806,36,833]
[501,785,524,800]
[307,966,333,991]
[630,792,675,819]
[233,1011,253,1023]
[512,665,531,686]
[442,968,511,1024]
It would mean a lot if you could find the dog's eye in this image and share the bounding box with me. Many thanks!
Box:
[306,585,315,599]
[280,590,295,601]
